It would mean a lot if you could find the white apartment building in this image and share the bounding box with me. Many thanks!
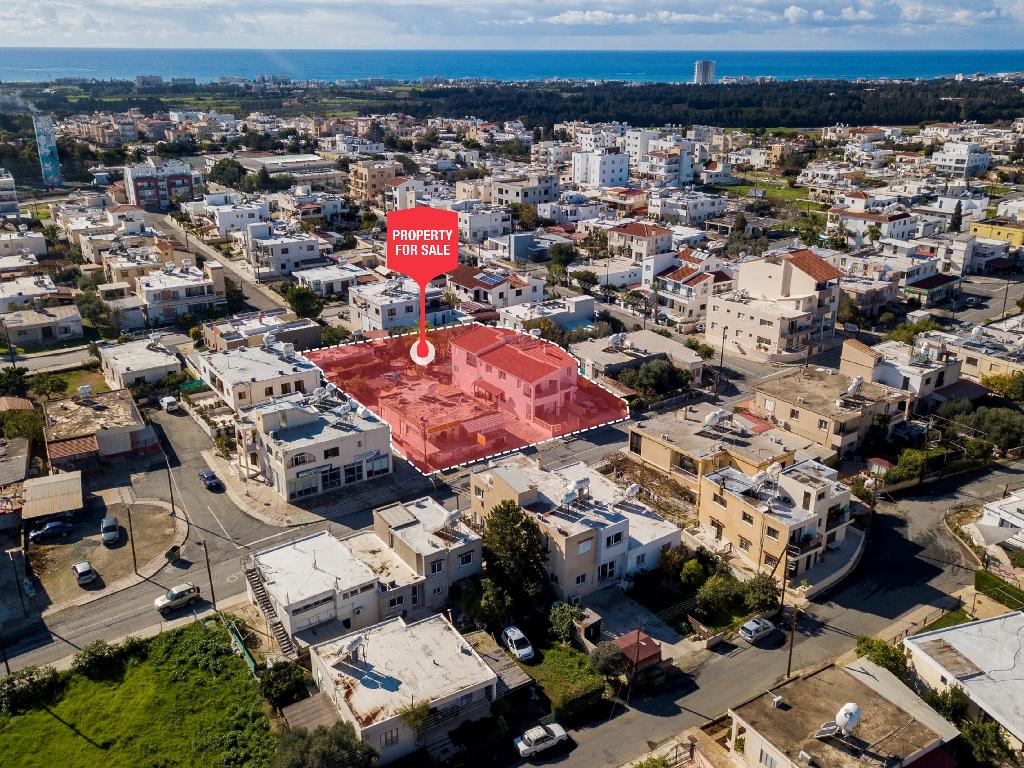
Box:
[827,199,916,246]
[293,263,372,299]
[931,141,990,178]
[208,200,270,237]
[490,172,560,206]
[310,615,497,765]
[135,260,226,325]
[636,148,695,188]
[531,141,576,166]
[349,277,457,331]
[0,232,46,258]
[647,190,726,225]
[839,337,961,409]
[203,309,321,352]
[0,168,18,216]
[235,391,391,501]
[383,177,424,212]
[623,129,660,164]
[654,258,734,330]
[571,149,629,188]
[242,222,325,278]
[498,295,595,330]
[194,342,321,412]
[536,196,605,225]
[693,60,716,85]
[458,207,513,243]
[706,249,843,362]
[0,275,59,312]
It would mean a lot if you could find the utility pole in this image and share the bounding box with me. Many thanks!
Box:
[126,504,138,575]
[201,540,217,612]
[786,601,798,679]
[1001,277,1013,320]
[0,632,9,675]
[8,551,26,617]
[164,454,177,519]
[713,325,728,398]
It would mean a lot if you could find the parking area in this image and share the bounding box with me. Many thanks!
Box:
[27,501,176,606]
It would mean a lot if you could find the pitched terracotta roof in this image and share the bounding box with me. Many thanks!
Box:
[106,204,142,213]
[843,338,883,359]
[46,435,99,460]
[611,221,671,238]
[478,338,570,383]
[781,249,845,282]
[663,265,697,282]
[447,264,511,291]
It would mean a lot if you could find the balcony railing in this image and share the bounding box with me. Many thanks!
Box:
[787,534,824,556]
[671,464,698,481]
[826,510,848,530]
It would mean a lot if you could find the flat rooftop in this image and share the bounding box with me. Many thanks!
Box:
[245,393,387,448]
[43,389,143,442]
[0,305,80,328]
[570,329,702,369]
[254,531,377,607]
[731,661,955,768]
[138,265,216,290]
[199,345,318,387]
[376,496,479,557]
[99,338,179,374]
[313,614,496,728]
[342,531,419,589]
[756,367,906,417]
[292,263,370,282]
[205,309,319,344]
[707,465,821,527]
[632,402,799,465]
[478,454,678,546]
[904,611,1024,742]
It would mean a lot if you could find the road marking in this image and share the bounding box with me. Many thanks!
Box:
[239,527,313,549]
[206,505,240,548]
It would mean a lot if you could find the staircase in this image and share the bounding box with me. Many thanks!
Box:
[243,563,296,659]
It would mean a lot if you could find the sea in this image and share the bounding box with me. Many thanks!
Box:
[1,48,1024,84]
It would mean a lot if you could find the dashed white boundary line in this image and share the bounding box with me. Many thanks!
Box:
[301,321,630,477]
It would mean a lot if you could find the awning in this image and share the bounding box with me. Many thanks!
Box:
[22,471,84,520]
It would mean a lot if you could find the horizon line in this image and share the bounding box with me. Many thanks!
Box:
[3,46,1024,53]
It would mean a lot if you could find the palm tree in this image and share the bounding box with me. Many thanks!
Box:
[866,223,882,245]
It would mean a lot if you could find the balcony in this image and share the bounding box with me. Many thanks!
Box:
[671,463,698,481]
[787,534,824,556]
[826,508,849,530]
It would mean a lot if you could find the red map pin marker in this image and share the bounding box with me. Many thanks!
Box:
[386,207,459,365]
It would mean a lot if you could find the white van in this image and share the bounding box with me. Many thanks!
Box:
[160,396,179,412]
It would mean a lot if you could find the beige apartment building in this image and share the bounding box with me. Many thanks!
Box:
[469,455,679,600]
[607,221,674,259]
[625,403,834,509]
[751,367,911,458]
[706,249,844,363]
[348,159,403,204]
[697,460,854,578]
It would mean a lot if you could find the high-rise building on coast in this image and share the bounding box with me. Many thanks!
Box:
[0,168,18,216]
[693,59,716,85]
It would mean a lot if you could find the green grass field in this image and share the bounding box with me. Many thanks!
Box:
[975,570,1024,611]
[521,644,605,705]
[0,622,276,768]
[919,607,972,633]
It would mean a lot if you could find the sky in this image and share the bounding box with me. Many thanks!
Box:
[3,0,1024,50]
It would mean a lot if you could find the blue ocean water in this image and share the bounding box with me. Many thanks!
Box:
[1,48,1023,84]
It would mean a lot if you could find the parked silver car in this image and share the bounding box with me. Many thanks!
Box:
[100,516,119,545]
[154,583,201,615]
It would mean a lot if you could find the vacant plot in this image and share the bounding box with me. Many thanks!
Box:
[919,607,973,633]
[975,569,1024,611]
[0,621,276,768]
[28,502,176,607]
[522,643,604,705]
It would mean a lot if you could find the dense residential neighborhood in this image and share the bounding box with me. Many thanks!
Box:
[4,55,1024,768]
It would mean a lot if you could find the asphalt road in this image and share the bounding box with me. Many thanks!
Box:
[928,274,1024,327]
[550,465,997,768]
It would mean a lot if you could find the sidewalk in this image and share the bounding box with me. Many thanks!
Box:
[200,448,435,528]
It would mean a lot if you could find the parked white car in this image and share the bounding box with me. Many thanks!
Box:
[502,626,534,662]
[514,723,568,757]
[739,617,776,643]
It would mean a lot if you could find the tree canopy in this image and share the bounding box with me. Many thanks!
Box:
[481,500,550,609]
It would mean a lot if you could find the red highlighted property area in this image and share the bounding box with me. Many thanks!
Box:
[305,324,629,474]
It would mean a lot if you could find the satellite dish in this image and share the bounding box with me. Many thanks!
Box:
[624,483,640,498]
[181,258,192,269]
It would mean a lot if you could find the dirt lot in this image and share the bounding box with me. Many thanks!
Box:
[27,502,175,607]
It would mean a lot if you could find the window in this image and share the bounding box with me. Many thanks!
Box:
[238,391,247,400]
[459,552,473,568]
[344,461,364,484]
[635,552,646,567]
[802,491,812,510]
[606,532,623,547]
[281,382,291,395]
[742,511,754,525]
[430,559,444,575]
[323,446,340,459]
[388,595,405,609]
[766,526,779,540]
[322,467,342,490]
[387,307,397,317]
[713,493,726,507]
[760,749,777,768]
[433,586,443,596]
[763,398,774,412]
[578,539,593,555]
[366,455,389,478]
[575,573,587,585]
[739,537,751,551]
[381,729,399,747]
[264,386,273,396]
[789,408,800,419]
[764,553,778,567]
